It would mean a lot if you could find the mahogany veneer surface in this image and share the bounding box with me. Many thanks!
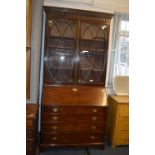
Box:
[26,104,38,155]
[40,86,107,149]
[42,85,107,106]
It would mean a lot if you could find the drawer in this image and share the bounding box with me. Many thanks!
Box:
[26,129,34,139]
[116,131,129,145]
[42,105,106,115]
[42,123,105,134]
[26,118,34,129]
[41,133,104,144]
[119,105,129,117]
[42,114,105,123]
[26,140,35,155]
[117,118,129,130]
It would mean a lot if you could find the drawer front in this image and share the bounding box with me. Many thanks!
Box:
[117,118,129,130]
[116,131,129,145]
[26,129,34,139]
[26,140,35,155]
[26,118,34,129]
[41,133,104,144]
[42,114,105,123]
[119,105,129,117]
[42,106,106,115]
[42,123,105,134]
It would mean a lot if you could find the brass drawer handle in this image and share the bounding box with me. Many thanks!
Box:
[91,126,96,130]
[52,136,57,141]
[92,116,97,121]
[52,116,58,121]
[72,88,78,92]
[52,126,58,130]
[90,136,95,140]
[52,107,59,113]
[92,109,98,113]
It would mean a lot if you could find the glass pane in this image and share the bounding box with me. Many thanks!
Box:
[44,18,76,84]
[121,21,129,31]
[115,36,129,76]
[78,22,108,84]
[45,48,75,83]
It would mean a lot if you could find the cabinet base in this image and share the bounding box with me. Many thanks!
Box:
[39,143,105,152]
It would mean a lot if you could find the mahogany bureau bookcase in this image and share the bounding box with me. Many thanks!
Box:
[40,6,113,151]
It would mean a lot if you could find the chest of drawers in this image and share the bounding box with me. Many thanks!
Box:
[26,104,38,155]
[40,86,107,150]
[106,95,129,148]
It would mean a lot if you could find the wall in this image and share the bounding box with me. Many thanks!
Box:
[27,0,44,103]
[44,0,129,14]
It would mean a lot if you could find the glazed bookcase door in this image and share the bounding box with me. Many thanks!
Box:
[44,18,77,84]
[78,20,109,85]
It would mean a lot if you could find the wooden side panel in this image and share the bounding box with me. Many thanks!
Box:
[26,48,31,99]
[119,105,129,117]
[26,0,32,99]
[26,0,32,47]
[106,98,117,143]
[106,96,129,148]
[115,131,129,145]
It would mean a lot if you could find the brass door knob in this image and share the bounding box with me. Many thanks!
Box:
[52,116,58,121]
[52,107,59,113]
[92,116,97,121]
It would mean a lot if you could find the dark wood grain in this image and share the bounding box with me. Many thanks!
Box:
[40,6,112,150]
[41,133,104,145]
[43,7,113,86]
[44,6,113,20]
[26,104,38,155]
[42,105,106,114]
[42,86,107,106]
[42,123,105,134]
